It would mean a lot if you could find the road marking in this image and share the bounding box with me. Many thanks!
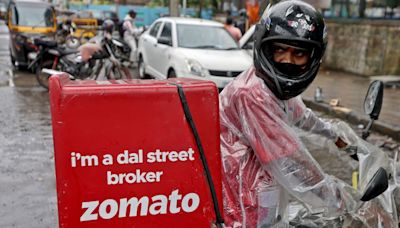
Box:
[8,69,14,87]
[0,34,9,39]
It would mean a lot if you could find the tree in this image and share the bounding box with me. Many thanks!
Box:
[359,0,366,18]
[386,0,400,17]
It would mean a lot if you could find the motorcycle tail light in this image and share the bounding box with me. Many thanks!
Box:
[27,43,38,51]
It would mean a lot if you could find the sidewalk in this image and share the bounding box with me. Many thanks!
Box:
[303,69,400,141]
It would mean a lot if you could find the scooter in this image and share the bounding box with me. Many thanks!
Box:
[289,80,399,227]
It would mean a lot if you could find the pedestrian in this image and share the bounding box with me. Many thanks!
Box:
[235,8,248,35]
[122,9,140,66]
[219,1,358,227]
[224,16,242,42]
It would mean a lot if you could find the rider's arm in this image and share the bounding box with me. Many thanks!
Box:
[291,96,338,141]
[291,96,347,148]
[235,91,348,216]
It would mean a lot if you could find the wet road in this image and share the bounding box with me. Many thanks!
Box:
[0,21,57,227]
[0,22,398,227]
[0,86,57,228]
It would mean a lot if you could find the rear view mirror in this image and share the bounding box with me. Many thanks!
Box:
[363,80,383,120]
[242,42,253,50]
[360,167,388,201]
[362,80,384,139]
[158,37,172,46]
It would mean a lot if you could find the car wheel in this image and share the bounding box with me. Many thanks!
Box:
[168,69,177,78]
[138,56,148,79]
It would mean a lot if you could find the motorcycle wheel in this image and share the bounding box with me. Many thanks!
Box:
[109,65,131,80]
[85,59,103,80]
[36,60,56,90]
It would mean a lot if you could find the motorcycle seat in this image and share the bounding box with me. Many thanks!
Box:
[35,39,58,48]
[57,48,79,56]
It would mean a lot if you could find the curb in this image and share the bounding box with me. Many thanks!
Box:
[303,98,400,141]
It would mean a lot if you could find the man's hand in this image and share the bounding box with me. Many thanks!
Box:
[336,137,358,160]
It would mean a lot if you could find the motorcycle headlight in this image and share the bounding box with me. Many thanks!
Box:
[186,59,208,77]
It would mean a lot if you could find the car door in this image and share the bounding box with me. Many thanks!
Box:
[142,21,162,77]
[153,21,173,79]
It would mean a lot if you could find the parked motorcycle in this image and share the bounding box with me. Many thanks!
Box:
[29,28,132,89]
[27,38,106,90]
[55,20,81,49]
[87,29,132,80]
[288,80,399,227]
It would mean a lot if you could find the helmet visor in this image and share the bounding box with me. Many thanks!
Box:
[261,40,316,78]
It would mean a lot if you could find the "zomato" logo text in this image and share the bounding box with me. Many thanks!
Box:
[80,189,200,221]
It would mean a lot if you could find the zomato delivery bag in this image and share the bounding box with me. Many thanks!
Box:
[49,75,223,227]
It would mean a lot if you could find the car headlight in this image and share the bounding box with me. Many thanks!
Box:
[186,59,208,77]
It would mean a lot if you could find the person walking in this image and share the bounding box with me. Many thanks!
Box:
[224,16,242,42]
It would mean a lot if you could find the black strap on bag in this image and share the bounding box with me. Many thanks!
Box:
[173,83,224,228]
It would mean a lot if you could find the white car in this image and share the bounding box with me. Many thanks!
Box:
[137,17,253,88]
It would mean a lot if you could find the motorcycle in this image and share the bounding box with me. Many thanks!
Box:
[27,38,107,90]
[29,28,133,89]
[288,80,399,227]
[87,29,132,80]
[55,20,81,49]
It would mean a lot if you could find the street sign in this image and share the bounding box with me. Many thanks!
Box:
[49,75,222,227]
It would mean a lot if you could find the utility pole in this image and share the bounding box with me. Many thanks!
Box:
[169,0,180,16]
[182,0,187,16]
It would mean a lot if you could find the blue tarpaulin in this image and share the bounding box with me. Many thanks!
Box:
[68,4,213,27]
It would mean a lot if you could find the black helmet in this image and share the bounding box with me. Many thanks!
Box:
[253,0,327,100]
[128,9,137,18]
[102,19,115,33]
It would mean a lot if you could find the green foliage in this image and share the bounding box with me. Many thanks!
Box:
[147,0,215,9]
[386,0,400,8]
[147,0,168,7]
[147,0,219,16]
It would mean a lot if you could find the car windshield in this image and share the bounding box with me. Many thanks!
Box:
[177,24,238,50]
[13,4,54,27]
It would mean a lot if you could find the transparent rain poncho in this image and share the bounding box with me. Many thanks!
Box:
[219,67,395,227]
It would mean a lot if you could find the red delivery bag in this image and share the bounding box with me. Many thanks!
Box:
[49,75,223,228]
